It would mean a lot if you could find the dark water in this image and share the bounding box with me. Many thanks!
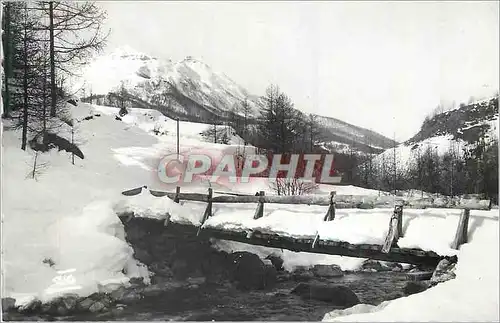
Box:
[55,272,408,322]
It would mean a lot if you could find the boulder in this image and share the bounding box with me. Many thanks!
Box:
[312,264,344,277]
[229,251,276,290]
[431,259,457,284]
[89,301,106,313]
[265,254,284,271]
[291,283,360,307]
[18,299,41,314]
[403,281,431,295]
[61,295,79,312]
[381,262,403,272]
[1,297,16,313]
[361,259,383,272]
[77,298,95,312]
[129,277,145,287]
[119,290,143,304]
[40,301,58,315]
[292,268,315,281]
[110,286,127,301]
[56,305,69,316]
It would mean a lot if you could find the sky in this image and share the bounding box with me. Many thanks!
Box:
[97,1,499,142]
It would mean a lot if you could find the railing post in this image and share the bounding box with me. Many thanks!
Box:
[197,188,213,236]
[253,191,265,219]
[381,203,403,253]
[174,186,180,203]
[395,203,404,238]
[451,208,470,249]
[323,191,336,221]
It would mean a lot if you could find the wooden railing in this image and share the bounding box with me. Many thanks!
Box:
[122,186,491,253]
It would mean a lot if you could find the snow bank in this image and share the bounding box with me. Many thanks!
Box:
[114,190,201,225]
[323,213,499,322]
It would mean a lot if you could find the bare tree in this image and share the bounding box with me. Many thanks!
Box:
[270,177,318,196]
[30,1,109,117]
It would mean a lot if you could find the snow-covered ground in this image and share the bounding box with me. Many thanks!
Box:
[323,217,499,321]
[2,103,498,321]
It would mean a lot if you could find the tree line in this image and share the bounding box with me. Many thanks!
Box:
[352,133,498,203]
[216,84,498,201]
[2,1,108,152]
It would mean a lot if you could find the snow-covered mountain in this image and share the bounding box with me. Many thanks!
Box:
[75,46,263,122]
[314,115,397,154]
[74,46,396,154]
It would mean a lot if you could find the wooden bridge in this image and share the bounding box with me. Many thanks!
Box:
[120,186,491,267]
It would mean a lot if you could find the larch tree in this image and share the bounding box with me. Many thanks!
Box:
[34,1,109,117]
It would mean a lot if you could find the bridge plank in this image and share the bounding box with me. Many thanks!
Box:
[145,189,490,210]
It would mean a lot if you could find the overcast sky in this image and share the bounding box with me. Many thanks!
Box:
[98,1,499,141]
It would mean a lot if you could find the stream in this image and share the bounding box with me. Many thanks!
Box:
[6,271,409,321]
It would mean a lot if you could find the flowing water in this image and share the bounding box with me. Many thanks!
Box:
[40,271,408,321]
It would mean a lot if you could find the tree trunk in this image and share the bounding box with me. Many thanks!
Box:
[21,18,29,151]
[2,3,12,118]
[49,1,57,117]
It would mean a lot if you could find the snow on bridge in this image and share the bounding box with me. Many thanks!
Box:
[118,186,491,266]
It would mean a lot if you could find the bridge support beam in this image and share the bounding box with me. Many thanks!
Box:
[119,217,447,267]
[451,208,470,249]
[197,188,213,236]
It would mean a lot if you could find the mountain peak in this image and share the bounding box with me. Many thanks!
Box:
[109,46,155,61]
[179,55,210,68]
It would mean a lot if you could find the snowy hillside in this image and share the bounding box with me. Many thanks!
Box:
[74,46,263,121]
[74,47,396,154]
[315,115,397,154]
[373,96,499,172]
[408,96,499,145]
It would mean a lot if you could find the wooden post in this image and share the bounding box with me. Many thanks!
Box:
[323,191,336,221]
[253,191,265,219]
[311,232,320,249]
[381,205,403,253]
[174,186,180,203]
[197,188,213,236]
[395,203,404,238]
[451,208,470,249]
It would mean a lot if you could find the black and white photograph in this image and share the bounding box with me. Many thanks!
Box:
[1,1,499,321]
